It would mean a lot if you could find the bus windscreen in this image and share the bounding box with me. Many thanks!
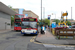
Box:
[21,22,37,28]
[15,19,21,22]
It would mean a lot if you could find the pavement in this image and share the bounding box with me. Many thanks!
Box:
[35,29,75,45]
[0,29,14,33]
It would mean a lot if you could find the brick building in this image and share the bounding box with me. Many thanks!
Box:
[14,9,39,19]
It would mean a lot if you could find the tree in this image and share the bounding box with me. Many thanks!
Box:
[8,5,15,26]
[53,19,60,24]
[11,16,14,26]
[67,20,71,26]
[43,19,50,26]
[39,18,50,26]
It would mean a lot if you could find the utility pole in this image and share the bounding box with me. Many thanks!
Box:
[61,11,63,22]
[71,7,72,29]
[71,7,72,24]
[43,7,45,19]
[41,0,42,34]
[55,14,56,19]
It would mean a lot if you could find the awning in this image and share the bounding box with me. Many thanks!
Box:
[0,2,18,15]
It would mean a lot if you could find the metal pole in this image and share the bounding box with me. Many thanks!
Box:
[71,7,72,25]
[50,16,51,31]
[41,0,42,34]
[43,7,45,19]
[55,14,56,19]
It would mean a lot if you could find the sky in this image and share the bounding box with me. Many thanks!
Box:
[0,0,75,20]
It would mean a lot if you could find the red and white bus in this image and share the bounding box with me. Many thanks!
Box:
[14,14,24,31]
[21,17,38,34]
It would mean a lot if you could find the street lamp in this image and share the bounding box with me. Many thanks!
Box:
[52,13,56,19]
[48,15,51,31]
[48,13,56,31]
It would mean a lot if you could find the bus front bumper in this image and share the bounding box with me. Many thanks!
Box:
[21,31,37,34]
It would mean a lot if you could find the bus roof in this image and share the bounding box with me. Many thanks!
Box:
[22,17,37,19]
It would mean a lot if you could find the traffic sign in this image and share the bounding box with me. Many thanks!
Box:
[48,17,50,19]
[62,13,68,16]
[48,15,51,20]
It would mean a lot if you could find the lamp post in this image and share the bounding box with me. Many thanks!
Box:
[48,15,51,31]
[41,0,42,34]
[52,13,56,19]
[43,7,45,19]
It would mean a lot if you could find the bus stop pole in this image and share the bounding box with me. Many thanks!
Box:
[50,16,51,31]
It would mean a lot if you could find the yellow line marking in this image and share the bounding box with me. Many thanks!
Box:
[30,36,36,42]
[2,34,6,37]
[32,36,36,38]
[30,36,75,47]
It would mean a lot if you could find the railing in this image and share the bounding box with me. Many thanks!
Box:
[57,29,75,39]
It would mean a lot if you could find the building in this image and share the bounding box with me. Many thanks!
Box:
[23,10,39,19]
[51,19,75,25]
[60,19,75,24]
[14,9,39,19]
[0,2,17,30]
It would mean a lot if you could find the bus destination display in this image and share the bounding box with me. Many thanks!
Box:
[15,19,21,22]
[23,19,36,21]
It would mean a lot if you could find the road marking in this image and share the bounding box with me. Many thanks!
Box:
[30,36,75,47]
[30,36,35,42]
[2,34,7,37]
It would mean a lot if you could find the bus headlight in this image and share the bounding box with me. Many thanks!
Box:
[33,31,36,33]
[22,31,24,32]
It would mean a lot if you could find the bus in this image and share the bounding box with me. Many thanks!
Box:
[14,14,24,31]
[21,17,38,35]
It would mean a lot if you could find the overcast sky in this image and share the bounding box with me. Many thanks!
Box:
[0,0,75,20]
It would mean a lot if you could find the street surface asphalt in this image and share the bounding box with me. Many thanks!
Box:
[0,28,75,50]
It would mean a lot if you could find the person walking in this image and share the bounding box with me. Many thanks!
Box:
[41,25,46,34]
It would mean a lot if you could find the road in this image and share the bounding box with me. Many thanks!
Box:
[0,30,36,50]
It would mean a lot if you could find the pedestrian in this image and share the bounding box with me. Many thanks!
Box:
[41,25,46,34]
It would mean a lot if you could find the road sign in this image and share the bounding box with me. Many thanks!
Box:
[48,17,50,19]
[48,15,51,17]
[62,13,68,16]
[48,15,51,19]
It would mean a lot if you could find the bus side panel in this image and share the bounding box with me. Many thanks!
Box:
[14,27,21,31]
[14,27,16,30]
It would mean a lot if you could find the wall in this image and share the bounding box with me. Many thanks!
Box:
[14,9,19,13]
[23,11,31,17]
[23,11,39,19]
[0,11,11,30]
[31,12,38,19]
